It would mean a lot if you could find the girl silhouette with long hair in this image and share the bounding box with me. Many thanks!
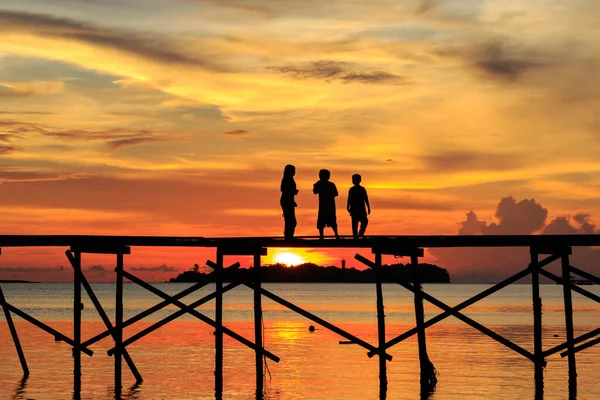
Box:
[280,164,298,239]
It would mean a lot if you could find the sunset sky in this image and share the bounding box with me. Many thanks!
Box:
[1,0,600,282]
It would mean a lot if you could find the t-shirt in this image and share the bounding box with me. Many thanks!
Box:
[313,180,338,214]
[348,185,368,216]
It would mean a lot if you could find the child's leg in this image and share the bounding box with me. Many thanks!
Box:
[331,222,340,239]
[359,217,368,237]
[351,217,359,239]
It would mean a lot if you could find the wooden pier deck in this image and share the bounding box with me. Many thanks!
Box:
[1,234,599,399]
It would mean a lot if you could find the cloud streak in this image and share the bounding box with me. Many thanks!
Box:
[270,60,406,84]
[0,10,220,69]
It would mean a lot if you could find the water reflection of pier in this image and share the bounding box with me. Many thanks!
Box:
[1,234,599,399]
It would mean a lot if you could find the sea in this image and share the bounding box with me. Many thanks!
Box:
[0,283,599,400]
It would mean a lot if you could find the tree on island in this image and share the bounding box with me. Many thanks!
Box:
[169,262,450,283]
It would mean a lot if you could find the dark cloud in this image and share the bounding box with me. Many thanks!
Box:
[473,41,551,81]
[431,196,599,283]
[437,39,555,82]
[0,144,20,154]
[0,10,221,70]
[105,136,160,151]
[1,121,163,152]
[0,110,54,115]
[223,129,251,136]
[270,60,406,84]
[131,263,178,272]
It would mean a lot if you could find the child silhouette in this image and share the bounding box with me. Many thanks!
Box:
[313,169,340,239]
[347,174,370,239]
[280,164,298,239]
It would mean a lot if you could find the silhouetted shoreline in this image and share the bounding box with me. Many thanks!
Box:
[169,262,451,283]
[0,280,36,283]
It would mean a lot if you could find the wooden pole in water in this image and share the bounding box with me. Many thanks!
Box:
[253,251,264,399]
[410,252,437,392]
[561,250,577,392]
[73,251,82,398]
[0,287,29,377]
[115,253,124,397]
[374,252,387,398]
[530,248,544,395]
[215,247,224,399]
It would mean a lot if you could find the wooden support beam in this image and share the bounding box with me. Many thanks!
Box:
[110,271,280,362]
[0,287,29,377]
[531,245,571,256]
[115,253,124,398]
[2,302,93,355]
[560,335,600,357]
[373,252,387,398]
[561,252,577,389]
[219,245,267,256]
[371,244,424,257]
[243,282,392,361]
[411,252,437,391]
[253,252,264,399]
[215,248,224,399]
[65,250,142,382]
[530,249,544,397]
[544,328,600,357]
[538,270,600,304]
[73,251,82,398]
[366,254,559,357]
[70,245,131,255]
[364,265,537,363]
[569,265,600,285]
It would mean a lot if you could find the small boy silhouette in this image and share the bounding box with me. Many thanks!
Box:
[313,169,340,239]
[347,174,370,239]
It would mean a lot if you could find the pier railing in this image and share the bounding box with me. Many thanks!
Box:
[1,234,599,399]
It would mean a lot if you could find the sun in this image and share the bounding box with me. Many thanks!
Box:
[273,251,305,266]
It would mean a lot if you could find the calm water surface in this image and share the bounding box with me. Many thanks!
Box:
[0,283,599,399]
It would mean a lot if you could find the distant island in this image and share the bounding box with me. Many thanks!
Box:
[0,280,35,283]
[170,262,450,283]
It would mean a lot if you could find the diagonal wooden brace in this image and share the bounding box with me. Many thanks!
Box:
[356,254,538,364]
[82,272,221,347]
[107,270,280,363]
[65,250,143,382]
[242,281,393,361]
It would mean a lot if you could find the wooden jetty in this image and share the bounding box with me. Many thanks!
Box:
[1,234,599,399]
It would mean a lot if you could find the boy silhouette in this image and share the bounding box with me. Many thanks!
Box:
[347,174,370,239]
[313,169,340,239]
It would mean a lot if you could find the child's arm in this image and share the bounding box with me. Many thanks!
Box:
[365,188,371,214]
[312,182,319,195]
[333,183,338,197]
[347,189,351,213]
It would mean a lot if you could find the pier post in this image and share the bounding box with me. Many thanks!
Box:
[560,249,577,393]
[374,252,387,399]
[410,252,437,394]
[115,252,124,398]
[530,248,544,397]
[215,247,224,399]
[73,251,82,398]
[253,251,264,399]
[0,287,29,377]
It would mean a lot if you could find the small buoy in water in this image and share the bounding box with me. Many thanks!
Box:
[553,334,559,338]
[308,325,315,332]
